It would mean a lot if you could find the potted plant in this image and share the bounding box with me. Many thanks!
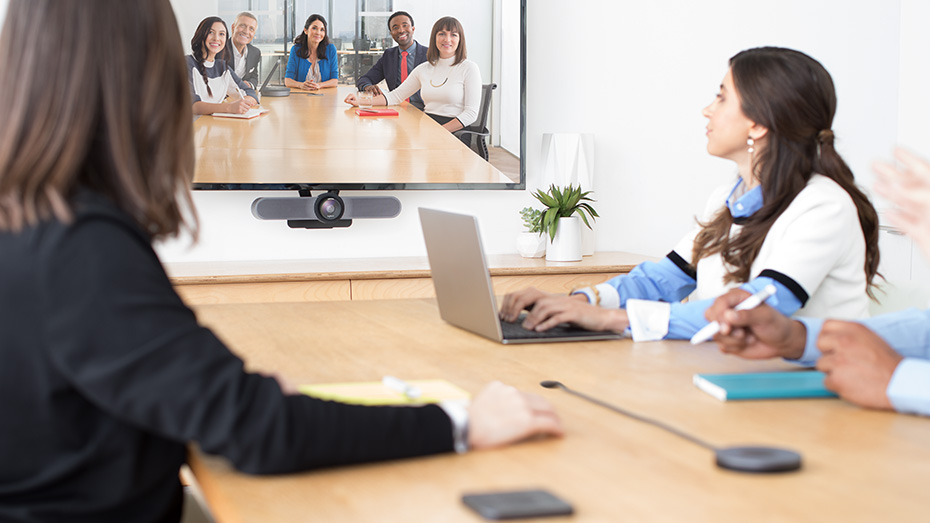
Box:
[516,206,546,258]
[532,184,598,261]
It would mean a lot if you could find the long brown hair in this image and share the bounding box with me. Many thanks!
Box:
[191,16,232,99]
[0,0,197,240]
[427,17,467,65]
[692,47,879,295]
[293,14,331,60]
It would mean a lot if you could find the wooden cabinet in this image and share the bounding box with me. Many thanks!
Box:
[166,252,654,305]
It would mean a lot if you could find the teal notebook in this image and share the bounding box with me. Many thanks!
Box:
[692,371,839,401]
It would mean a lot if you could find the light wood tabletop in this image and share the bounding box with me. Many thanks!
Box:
[187,299,930,522]
[192,85,511,185]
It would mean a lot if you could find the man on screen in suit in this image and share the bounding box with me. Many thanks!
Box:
[356,11,428,110]
[230,12,262,89]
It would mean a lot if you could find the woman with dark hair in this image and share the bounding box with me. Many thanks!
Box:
[344,16,481,132]
[285,14,338,90]
[187,16,258,115]
[500,47,880,342]
[0,1,562,521]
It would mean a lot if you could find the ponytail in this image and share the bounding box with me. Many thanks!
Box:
[813,129,881,296]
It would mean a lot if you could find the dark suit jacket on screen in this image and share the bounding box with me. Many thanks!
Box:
[233,43,262,88]
[356,42,428,110]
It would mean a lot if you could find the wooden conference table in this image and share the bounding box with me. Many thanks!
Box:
[192,86,510,185]
[188,299,930,522]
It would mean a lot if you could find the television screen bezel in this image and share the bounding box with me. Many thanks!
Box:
[192,1,525,192]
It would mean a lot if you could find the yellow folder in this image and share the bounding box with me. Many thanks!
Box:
[298,379,471,406]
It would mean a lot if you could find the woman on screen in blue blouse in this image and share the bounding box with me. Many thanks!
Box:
[284,14,338,90]
[500,47,881,343]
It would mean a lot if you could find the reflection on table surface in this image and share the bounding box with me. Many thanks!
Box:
[192,85,509,186]
[187,298,930,522]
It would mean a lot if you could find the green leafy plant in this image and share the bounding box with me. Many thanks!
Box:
[520,206,543,234]
[532,184,598,241]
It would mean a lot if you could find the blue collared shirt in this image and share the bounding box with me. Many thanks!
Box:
[796,312,930,416]
[596,178,801,339]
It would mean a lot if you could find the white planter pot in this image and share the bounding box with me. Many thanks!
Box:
[516,231,546,258]
[546,216,582,262]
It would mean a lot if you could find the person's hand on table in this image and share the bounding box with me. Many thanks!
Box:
[364,85,383,96]
[500,287,626,333]
[499,287,550,322]
[816,320,901,410]
[344,92,359,106]
[224,99,252,114]
[301,79,320,90]
[468,381,563,450]
[243,95,258,107]
[705,288,806,360]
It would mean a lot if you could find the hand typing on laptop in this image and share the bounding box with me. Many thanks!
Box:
[499,287,630,334]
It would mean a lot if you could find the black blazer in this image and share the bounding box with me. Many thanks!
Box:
[356,42,428,110]
[232,43,262,88]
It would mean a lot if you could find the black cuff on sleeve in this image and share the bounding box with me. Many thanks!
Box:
[758,269,809,306]
[667,251,697,281]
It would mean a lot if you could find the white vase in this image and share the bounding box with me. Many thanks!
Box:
[516,231,546,258]
[546,216,582,261]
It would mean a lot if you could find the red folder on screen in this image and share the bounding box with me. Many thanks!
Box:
[356,108,398,117]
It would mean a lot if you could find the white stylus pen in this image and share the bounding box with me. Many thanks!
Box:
[382,375,421,400]
[690,284,778,344]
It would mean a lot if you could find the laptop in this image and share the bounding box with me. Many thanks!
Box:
[418,208,622,344]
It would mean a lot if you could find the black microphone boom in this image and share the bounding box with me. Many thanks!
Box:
[540,380,802,473]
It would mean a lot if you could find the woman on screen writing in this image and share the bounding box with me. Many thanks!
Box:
[344,16,481,133]
[285,14,338,90]
[0,1,562,521]
[187,16,258,115]
[500,47,880,341]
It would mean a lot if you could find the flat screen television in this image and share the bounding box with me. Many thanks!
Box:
[184,0,525,192]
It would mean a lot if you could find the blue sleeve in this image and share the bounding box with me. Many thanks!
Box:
[358,52,386,89]
[285,47,300,81]
[322,44,339,81]
[606,255,695,306]
[798,308,930,364]
[799,309,930,416]
[665,276,802,340]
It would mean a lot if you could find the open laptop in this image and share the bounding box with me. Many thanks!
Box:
[419,208,622,344]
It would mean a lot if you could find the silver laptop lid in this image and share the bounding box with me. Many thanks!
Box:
[418,208,504,341]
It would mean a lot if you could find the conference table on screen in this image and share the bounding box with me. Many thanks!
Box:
[192,85,510,185]
[187,298,930,522]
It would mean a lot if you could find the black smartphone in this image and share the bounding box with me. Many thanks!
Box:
[462,489,574,520]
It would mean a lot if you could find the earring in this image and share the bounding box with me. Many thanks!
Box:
[747,137,755,154]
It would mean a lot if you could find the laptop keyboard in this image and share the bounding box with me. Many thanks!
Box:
[499,319,609,340]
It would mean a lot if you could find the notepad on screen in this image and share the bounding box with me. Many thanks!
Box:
[693,371,838,401]
[356,108,398,117]
[298,379,470,406]
[212,107,270,119]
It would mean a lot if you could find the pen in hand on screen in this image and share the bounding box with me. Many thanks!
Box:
[382,375,422,400]
[689,284,778,344]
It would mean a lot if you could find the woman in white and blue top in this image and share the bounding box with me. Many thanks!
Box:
[344,17,481,133]
[500,47,881,342]
[186,16,258,116]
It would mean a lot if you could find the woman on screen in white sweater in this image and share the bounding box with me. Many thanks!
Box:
[344,16,480,133]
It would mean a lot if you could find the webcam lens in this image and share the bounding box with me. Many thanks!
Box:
[317,196,343,220]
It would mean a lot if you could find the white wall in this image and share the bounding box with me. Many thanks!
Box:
[159,0,908,263]
[0,1,916,265]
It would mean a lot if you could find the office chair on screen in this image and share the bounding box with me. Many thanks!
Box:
[453,83,497,161]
